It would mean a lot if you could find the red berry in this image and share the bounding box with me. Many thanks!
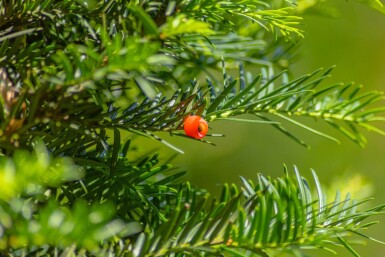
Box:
[183,115,208,139]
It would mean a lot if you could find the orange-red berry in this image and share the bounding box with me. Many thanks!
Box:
[183,115,208,139]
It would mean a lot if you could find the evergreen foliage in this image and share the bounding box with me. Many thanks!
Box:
[1,0,385,256]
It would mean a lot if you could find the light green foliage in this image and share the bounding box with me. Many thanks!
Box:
[0,140,81,200]
[160,14,214,37]
[2,200,128,251]
[0,142,129,252]
[0,0,385,256]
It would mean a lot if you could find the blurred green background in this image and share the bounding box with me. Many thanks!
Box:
[129,1,385,256]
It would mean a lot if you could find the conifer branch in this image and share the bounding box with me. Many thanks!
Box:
[119,167,385,257]
[1,64,384,153]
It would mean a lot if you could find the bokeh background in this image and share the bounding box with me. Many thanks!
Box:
[131,1,385,256]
